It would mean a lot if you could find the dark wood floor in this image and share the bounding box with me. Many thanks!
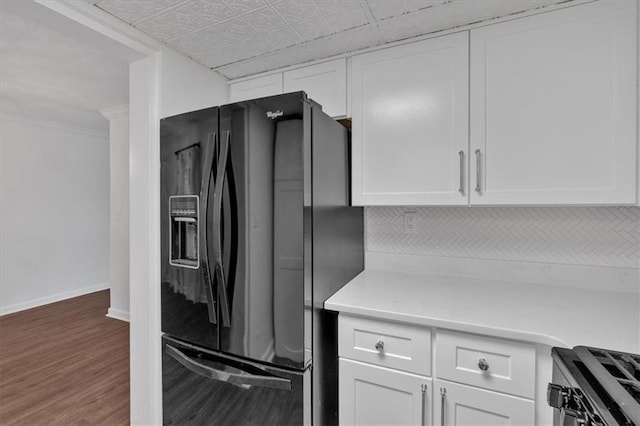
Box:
[0,290,129,425]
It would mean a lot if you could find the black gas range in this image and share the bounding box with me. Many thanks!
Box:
[548,346,640,425]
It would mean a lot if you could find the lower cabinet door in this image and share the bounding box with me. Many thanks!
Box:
[339,358,432,426]
[433,380,534,426]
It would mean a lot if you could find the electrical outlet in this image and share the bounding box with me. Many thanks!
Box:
[404,212,417,234]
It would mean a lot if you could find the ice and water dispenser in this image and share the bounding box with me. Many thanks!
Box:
[169,195,199,268]
[169,143,201,269]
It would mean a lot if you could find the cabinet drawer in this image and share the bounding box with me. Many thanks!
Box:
[339,315,431,376]
[436,330,535,398]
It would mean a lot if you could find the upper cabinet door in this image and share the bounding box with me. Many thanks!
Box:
[470,1,638,205]
[284,59,347,118]
[229,73,283,103]
[351,32,469,206]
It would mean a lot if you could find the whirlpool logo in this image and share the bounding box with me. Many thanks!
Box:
[266,110,283,119]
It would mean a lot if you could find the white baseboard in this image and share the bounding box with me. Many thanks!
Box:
[106,307,130,322]
[0,282,110,316]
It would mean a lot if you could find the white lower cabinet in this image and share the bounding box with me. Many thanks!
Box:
[339,358,432,426]
[433,380,535,426]
[338,316,538,425]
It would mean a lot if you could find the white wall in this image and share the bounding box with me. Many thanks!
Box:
[130,44,229,426]
[101,105,130,322]
[160,48,229,118]
[0,113,110,314]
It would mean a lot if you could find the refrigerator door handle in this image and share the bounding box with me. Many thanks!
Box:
[213,130,232,328]
[165,344,292,390]
[200,132,217,324]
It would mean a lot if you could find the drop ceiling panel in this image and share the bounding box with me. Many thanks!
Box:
[366,0,445,20]
[135,5,209,41]
[95,0,182,24]
[87,0,573,79]
[187,0,240,25]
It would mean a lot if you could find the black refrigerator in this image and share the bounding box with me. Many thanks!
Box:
[160,92,364,425]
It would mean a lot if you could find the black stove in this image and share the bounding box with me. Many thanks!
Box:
[548,346,640,426]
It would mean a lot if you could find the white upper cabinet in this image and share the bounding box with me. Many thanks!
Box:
[284,59,347,118]
[351,32,469,206]
[229,73,282,103]
[470,1,638,205]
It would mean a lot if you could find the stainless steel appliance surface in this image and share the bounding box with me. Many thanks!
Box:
[548,346,640,426]
[160,92,364,426]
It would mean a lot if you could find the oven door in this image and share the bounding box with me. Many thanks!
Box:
[162,337,308,426]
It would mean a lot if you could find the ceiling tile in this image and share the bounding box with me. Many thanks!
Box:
[264,28,302,50]
[188,1,236,25]
[197,45,249,68]
[135,5,209,41]
[335,24,381,52]
[366,0,444,21]
[326,8,369,33]
[278,42,321,65]
[235,36,276,57]
[448,0,563,22]
[222,0,270,16]
[196,35,275,68]
[95,0,180,24]
[379,0,564,44]
[290,17,333,42]
[212,17,259,42]
[241,6,289,35]
[272,1,321,24]
[313,0,365,16]
[303,36,348,58]
[166,28,235,57]
[215,50,295,79]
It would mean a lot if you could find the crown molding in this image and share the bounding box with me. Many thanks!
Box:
[100,104,129,120]
[0,111,109,138]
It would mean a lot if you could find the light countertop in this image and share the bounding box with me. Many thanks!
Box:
[325,268,639,353]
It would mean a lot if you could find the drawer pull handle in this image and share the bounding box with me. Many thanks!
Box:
[478,358,489,371]
[375,340,384,352]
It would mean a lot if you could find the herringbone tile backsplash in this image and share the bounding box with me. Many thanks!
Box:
[366,207,640,268]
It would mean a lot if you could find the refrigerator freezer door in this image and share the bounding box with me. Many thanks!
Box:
[161,107,219,351]
[162,337,306,425]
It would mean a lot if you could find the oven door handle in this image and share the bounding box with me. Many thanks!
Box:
[165,344,292,391]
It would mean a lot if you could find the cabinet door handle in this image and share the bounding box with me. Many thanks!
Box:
[458,150,465,195]
[440,387,447,426]
[421,384,428,426]
[474,149,482,194]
